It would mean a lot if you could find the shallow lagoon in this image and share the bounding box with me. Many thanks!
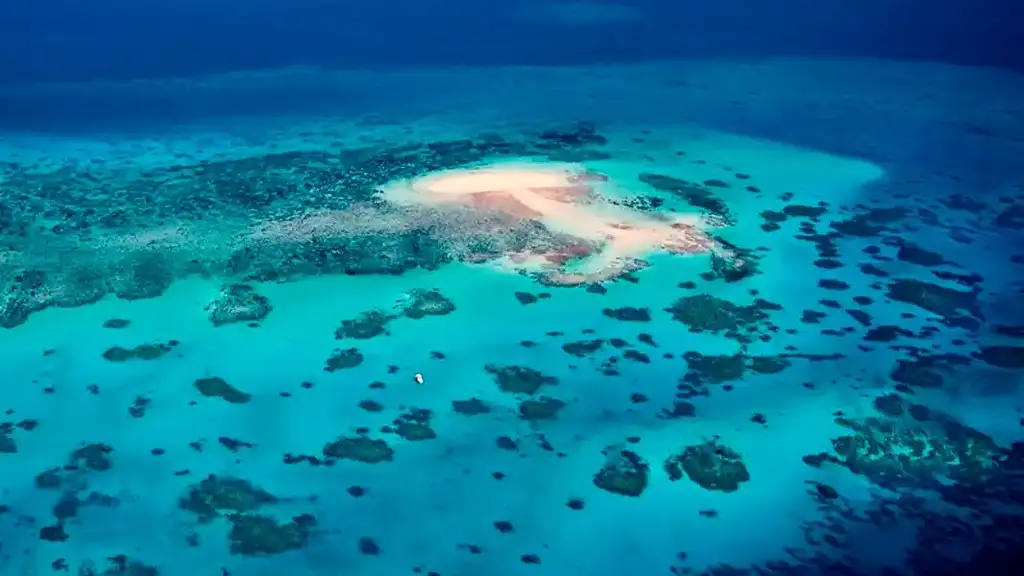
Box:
[1,59,1023,576]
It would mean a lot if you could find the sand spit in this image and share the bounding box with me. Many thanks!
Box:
[379,163,717,284]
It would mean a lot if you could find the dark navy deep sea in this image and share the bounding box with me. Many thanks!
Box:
[2,1,1024,575]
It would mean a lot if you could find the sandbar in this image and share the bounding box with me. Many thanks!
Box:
[379,163,716,284]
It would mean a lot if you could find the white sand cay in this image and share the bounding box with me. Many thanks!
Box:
[380,163,717,284]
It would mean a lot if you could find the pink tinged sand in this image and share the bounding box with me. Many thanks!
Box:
[376,163,721,285]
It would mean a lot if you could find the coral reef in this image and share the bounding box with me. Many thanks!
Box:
[593,448,649,497]
[664,440,751,493]
[0,123,731,328]
[207,283,273,326]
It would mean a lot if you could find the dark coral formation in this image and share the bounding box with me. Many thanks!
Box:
[335,310,395,339]
[101,341,177,362]
[804,395,1007,493]
[485,364,559,395]
[889,351,972,390]
[69,443,115,472]
[679,351,795,386]
[995,202,1024,229]
[324,347,365,371]
[707,241,762,282]
[665,293,780,342]
[664,439,751,492]
[451,397,491,415]
[179,475,277,522]
[322,436,394,463]
[194,376,252,404]
[637,173,732,224]
[518,396,567,421]
[208,283,273,326]
[886,278,983,327]
[177,475,314,557]
[389,408,437,441]
[227,513,316,556]
[974,345,1024,368]
[77,556,159,576]
[400,288,456,319]
[602,306,651,322]
[562,339,604,357]
[593,449,649,497]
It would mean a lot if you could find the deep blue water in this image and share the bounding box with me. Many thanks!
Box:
[2,0,1022,84]
[1,0,1021,128]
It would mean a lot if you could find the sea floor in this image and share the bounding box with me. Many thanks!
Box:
[1,59,1023,576]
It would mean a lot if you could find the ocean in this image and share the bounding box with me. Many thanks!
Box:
[1,2,1022,576]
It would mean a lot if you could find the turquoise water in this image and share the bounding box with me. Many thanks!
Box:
[1,60,1023,576]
